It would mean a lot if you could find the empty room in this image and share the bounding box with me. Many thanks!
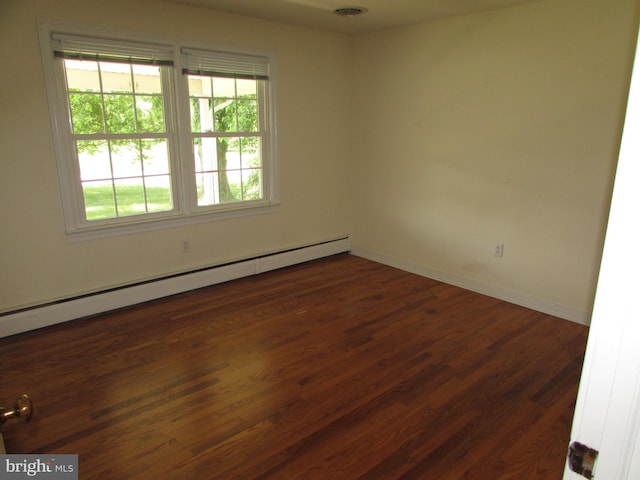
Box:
[1,0,639,478]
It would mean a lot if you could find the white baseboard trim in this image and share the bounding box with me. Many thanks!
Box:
[350,246,591,326]
[0,237,351,338]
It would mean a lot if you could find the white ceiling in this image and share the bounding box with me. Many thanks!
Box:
[165,0,545,34]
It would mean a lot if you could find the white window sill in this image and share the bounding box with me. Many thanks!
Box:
[65,202,280,242]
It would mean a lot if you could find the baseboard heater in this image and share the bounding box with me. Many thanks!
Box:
[0,237,351,339]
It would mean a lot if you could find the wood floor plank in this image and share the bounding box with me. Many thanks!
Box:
[0,253,588,479]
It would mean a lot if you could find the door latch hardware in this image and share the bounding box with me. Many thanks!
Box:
[0,394,33,427]
[568,441,598,479]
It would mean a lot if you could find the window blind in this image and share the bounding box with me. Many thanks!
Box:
[181,48,269,80]
[51,32,174,66]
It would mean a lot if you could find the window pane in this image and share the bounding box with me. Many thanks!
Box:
[78,139,174,220]
[193,137,202,168]
[190,97,214,133]
[190,98,201,132]
[78,140,110,181]
[240,137,261,169]
[65,60,100,91]
[193,136,264,205]
[236,79,256,98]
[133,65,162,94]
[217,170,237,203]
[136,95,165,132]
[214,99,237,132]
[115,178,145,216]
[188,75,212,97]
[82,180,116,220]
[196,172,218,206]
[237,99,257,131]
[226,169,242,202]
[193,138,217,172]
[100,62,133,93]
[226,137,240,170]
[104,94,136,133]
[111,140,142,178]
[141,140,170,175]
[145,175,173,213]
[69,93,104,134]
[212,77,235,97]
[242,168,262,200]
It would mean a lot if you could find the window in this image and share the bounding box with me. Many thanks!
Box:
[182,48,269,207]
[40,23,277,239]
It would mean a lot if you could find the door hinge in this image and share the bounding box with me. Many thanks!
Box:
[568,441,599,479]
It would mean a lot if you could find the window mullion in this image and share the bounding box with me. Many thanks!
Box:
[157,64,180,217]
[173,59,198,215]
[110,143,119,218]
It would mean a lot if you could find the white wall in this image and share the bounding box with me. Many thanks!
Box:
[0,0,352,313]
[1,0,638,324]
[350,0,639,322]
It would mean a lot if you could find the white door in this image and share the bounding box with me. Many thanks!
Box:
[563,24,640,480]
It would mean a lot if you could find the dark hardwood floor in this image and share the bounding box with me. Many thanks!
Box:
[0,253,588,479]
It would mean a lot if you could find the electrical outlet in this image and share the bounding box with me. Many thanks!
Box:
[181,239,190,253]
[494,243,504,258]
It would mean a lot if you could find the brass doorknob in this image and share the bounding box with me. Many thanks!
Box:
[0,394,33,426]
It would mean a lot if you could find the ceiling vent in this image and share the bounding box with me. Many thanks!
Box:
[334,6,368,17]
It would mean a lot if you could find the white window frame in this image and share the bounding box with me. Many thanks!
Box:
[38,20,278,241]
